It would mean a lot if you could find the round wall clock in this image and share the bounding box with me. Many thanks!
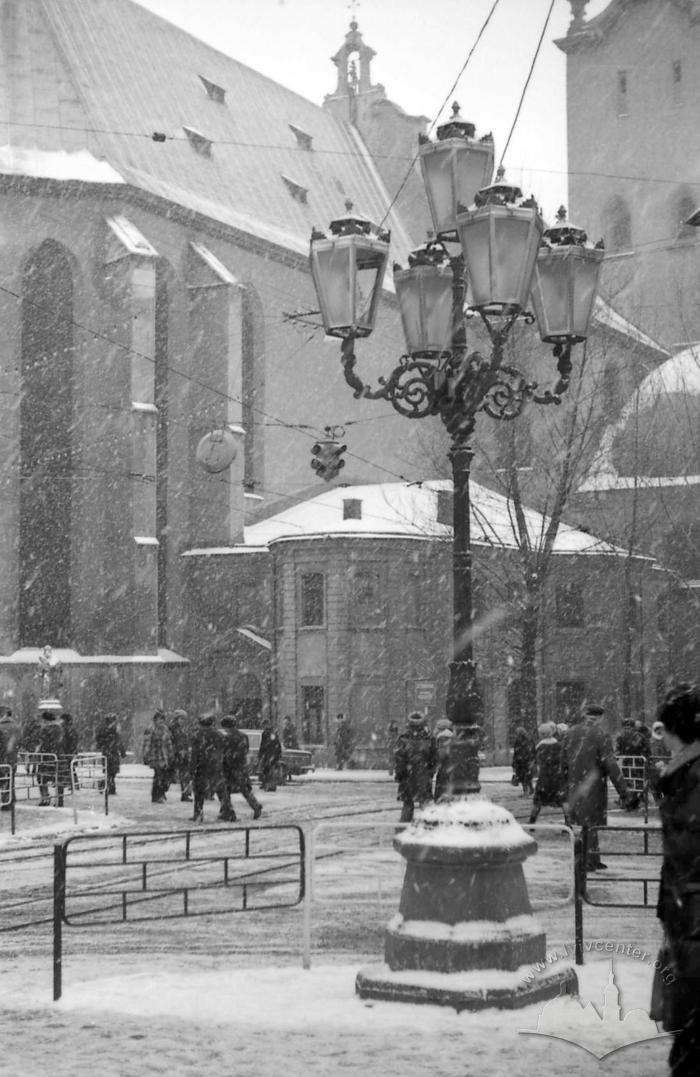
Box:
[195,428,239,473]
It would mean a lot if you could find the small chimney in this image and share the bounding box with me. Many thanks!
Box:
[343,498,362,520]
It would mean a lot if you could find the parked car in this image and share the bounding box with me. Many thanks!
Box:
[240,729,314,781]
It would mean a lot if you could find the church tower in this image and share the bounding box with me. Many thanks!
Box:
[323,20,432,248]
[557,0,700,348]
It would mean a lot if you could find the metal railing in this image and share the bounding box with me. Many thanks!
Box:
[52,824,305,999]
[573,824,663,964]
[615,754,651,821]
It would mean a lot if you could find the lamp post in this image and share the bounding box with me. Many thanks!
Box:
[309,105,604,1009]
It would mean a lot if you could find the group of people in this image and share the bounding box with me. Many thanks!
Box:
[0,706,119,808]
[390,711,457,822]
[141,710,286,823]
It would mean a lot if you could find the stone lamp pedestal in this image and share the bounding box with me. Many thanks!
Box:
[356,797,577,1010]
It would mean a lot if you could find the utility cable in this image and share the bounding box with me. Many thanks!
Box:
[497,0,556,175]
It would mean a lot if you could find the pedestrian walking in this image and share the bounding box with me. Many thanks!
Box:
[220,715,262,819]
[60,712,79,792]
[281,715,299,750]
[258,718,282,791]
[142,710,173,804]
[37,709,66,806]
[0,707,19,810]
[190,714,233,823]
[561,702,637,872]
[394,711,437,823]
[168,709,193,801]
[528,722,566,824]
[433,722,454,801]
[653,682,700,1076]
[334,713,355,771]
[95,713,125,795]
[511,725,535,795]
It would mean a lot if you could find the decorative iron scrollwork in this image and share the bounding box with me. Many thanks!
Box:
[481,366,530,421]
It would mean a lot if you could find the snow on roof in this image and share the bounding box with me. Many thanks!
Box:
[242,480,637,558]
[0,146,124,184]
[592,297,670,357]
[578,345,700,492]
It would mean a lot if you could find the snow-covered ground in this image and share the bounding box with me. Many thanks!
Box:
[0,952,670,1077]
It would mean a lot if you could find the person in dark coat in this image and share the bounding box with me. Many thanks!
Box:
[334,713,355,771]
[168,709,193,802]
[0,707,19,810]
[615,717,649,757]
[37,710,66,806]
[394,711,437,823]
[528,722,566,824]
[281,715,299,750]
[220,715,262,819]
[95,713,125,795]
[654,683,700,1076]
[561,702,635,871]
[190,714,233,823]
[433,724,454,801]
[60,712,79,792]
[511,726,535,795]
[258,718,282,791]
[142,710,173,804]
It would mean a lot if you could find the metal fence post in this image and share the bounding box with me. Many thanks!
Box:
[53,841,68,1001]
[573,832,584,966]
[302,823,314,970]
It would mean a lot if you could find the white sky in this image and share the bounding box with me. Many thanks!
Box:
[135,0,609,223]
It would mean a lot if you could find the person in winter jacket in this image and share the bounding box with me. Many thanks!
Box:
[95,713,125,795]
[386,719,400,776]
[142,710,173,804]
[168,709,193,802]
[220,715,262,819]
[561,703,636,871]
[190,714,233,822]
[334,713,355,771]
[654,682,700,1076]
[281,715,299,750]
[60,712,79,792]
[615,717,650,757]
[511,726,535,795]
[258,718,282,791]
[37,710,66,806]
[0,708,19,810]
[433,723,454,801]
[528,722,566,824]
[394,712,437,823]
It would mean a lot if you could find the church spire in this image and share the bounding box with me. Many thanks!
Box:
[330,18,378,104]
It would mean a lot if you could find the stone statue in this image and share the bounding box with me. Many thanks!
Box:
[37,645,63,698]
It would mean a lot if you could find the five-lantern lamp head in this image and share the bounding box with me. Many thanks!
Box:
[309,111,604,359]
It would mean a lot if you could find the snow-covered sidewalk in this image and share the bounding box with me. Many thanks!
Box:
[0,953,669,1077]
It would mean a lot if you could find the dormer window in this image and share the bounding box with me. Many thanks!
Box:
[183,126,213,156]
[288,123,313,151]
[282,174,308,204]
[199,75,226,104]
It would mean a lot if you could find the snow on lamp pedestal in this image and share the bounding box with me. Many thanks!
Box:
[356,798,577,1010]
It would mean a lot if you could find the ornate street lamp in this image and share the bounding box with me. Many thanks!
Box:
[309,110,603,1010]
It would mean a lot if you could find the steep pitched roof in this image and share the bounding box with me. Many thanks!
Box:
[0,0,411,260]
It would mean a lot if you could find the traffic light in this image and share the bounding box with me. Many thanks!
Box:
[310,438,346,481]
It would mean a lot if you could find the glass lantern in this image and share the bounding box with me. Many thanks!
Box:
[456,176,543,316]
[419,103,494,242]
[394,242,454,357]
[530,207,604,344]
[309,203,390,338]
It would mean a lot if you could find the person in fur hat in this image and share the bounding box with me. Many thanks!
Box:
[528,722,567,824]
[394,711,437,823]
